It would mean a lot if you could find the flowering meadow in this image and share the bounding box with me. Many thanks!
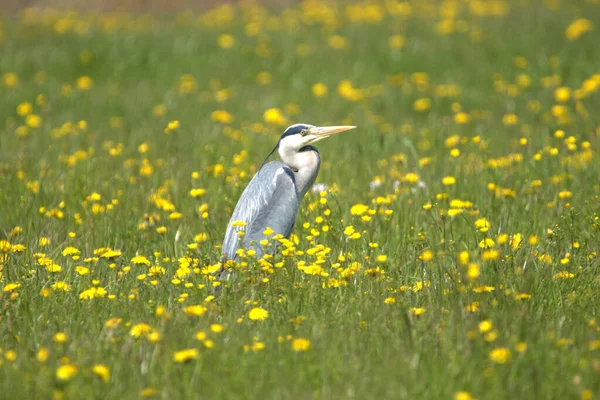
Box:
[1,1,600,398]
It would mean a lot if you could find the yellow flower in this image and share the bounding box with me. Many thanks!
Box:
[510,233,523,250]
[5,350,17,362]
[489,347,511,364]
[184,305,207,317]
[516,342,528,353]
[0,240,11,252]
[56,364,78,381]
[173,348,199,363]
[384,297,396,304]
[388,34,405,49]
[478,238,495,248]
[129,323,153,338]
[140,388,157,397]
[79,286,107,299]
[337,80,363,101]
[457,251,469,265]
[565,18,593,41]
[105,318,122,328]
[410,307,426,316]
[251,341,265,352]
[350,204,369,216]
[502,113,518,126]
[454,112,471,124]
[37,347,49,363]
[442,176,456,186]
[558,190,572,199]
[419,249,433,262]
[211,110,233,124]
[291,338,311,352]
[101,250,122,258]
[312,83,328,98]
[2,72,18,88]
[46,263,62,273]
[92,364,110,382]
[53,332,68,343]
[256,72,271,85]
[474,218,490,232]
[194,233,208,242]
[61,246,80,257]
[467,264,480,280]
[16,102,32,116]
[249,307,269,321]
[581,390,593,400]
[263,108,287,126]
[554,87,571,103]
[482,250,500,260]
[413,98,431,112]
[210,324,224,333]
[328,35,346,50]
[3,283,21,292]
[164,120,180,134]
[152,104,166,117]
[76,76,94,90]
[553,271,575,280]
[217,34,235,49]
[479,320,493,333]
[454,392,474,400]
[75,266,90,275]
[25,114,41,128]
[131,255,151,266]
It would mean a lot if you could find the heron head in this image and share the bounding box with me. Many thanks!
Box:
[258,123,356,172]
[279,123,356,151]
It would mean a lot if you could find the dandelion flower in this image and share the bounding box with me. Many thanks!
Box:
[442,176,456,186]
[101,249,121,258]
[410,307,426,316]
[56,364,78,381]
[217,34,235,49]
[248,307,269,321]
[184,305,207,317]
[129,323,153,338]
[312,83,328,98]
[92,365,110,382]
[131,255,151,266]
[419,250,434,262]
[291,338,311,352]
[3,283,21,292]
[173,348,199,363]
[454,392,474,400]
[350,204,369,216]
[489,347,511,364]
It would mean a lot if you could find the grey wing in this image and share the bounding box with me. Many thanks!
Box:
[221,162,299,260]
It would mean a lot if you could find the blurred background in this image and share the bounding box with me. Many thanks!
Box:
[1,0,295,11]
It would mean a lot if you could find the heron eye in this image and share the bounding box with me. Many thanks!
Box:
[300,129,306,136]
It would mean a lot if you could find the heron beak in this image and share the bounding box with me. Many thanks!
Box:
[305,125,356,143]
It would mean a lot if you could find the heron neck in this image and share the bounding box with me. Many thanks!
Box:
[280,148,320,198]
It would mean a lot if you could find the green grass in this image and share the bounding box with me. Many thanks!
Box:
[1,2,600,399]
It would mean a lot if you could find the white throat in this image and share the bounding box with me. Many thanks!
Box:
[278,144,320,198]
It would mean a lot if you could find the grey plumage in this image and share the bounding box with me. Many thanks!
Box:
[219,123,355,276]
[221,161,302,260]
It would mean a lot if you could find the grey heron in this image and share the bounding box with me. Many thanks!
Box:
[220,123,356,274]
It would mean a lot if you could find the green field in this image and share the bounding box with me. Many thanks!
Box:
[1,1,600,398]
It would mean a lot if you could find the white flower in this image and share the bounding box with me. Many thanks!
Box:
[311,183,328,193]
[369,179,382,190]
